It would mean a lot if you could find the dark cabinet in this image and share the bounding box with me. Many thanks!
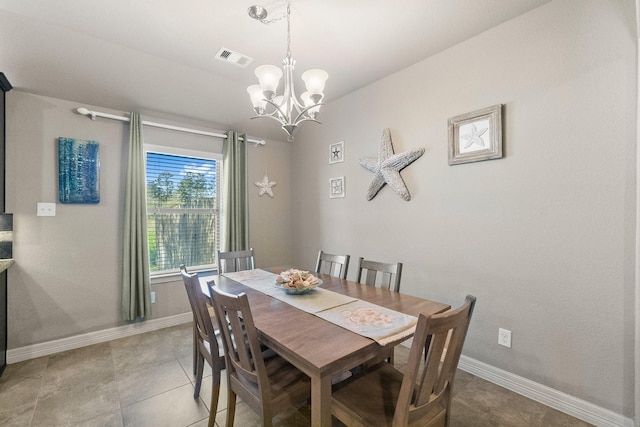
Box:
[0,72,10,377]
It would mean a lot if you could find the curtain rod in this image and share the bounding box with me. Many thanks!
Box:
[75,107,266,146]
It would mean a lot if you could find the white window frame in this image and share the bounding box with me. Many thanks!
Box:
[144,144,222,280]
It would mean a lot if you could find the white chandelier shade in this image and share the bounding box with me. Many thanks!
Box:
[247,2,328,141]
[254,65,282,97]
[301,69,328,98]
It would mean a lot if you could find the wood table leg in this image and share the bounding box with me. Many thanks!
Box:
[311,374,332,427]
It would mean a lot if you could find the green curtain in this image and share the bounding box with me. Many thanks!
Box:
[222,131,249,251]
[122,112,151,321]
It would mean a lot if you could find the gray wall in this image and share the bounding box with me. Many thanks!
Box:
[290,0,636,417]
[5,92,292,347]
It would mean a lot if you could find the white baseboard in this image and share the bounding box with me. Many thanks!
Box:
[6,312,192,364]
[397,341,633,426]
[457,355,634,427]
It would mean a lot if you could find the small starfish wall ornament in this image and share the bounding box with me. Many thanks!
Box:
[255,174,276,197]
[359,128,425,201]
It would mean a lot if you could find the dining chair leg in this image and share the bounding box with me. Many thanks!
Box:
[261,407,274,427]
[225,391,237,427]
[192,319,197,375]
[208,376,220,427]
[194,353,205,398]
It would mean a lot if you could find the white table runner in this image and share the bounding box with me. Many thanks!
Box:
[221,269,417,346]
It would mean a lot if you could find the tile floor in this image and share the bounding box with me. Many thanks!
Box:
[0,323,592,426]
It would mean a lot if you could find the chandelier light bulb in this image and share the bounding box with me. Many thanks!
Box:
[301,92,321,118]
[254,65,282,99]
[300,92,312,106]
[301,69,328,99]
[247,85,267,113]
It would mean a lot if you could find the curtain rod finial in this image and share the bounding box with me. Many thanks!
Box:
[76,107,96,120]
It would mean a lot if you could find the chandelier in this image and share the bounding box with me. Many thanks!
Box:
[247,2,328,141]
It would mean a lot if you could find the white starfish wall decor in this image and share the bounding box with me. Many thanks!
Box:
[255,174,276,197]
[359,128,425,201]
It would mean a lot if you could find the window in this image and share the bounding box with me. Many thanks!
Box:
[145,147,221,275]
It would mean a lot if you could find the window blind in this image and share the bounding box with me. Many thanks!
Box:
[146,151,219,273]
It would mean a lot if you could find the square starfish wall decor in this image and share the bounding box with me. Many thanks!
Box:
[329,176,345,198]
[448,104,502,165]
[329,141,344,164]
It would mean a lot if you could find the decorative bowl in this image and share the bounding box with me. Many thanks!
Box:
[274,279,322,295]
[274,268,322,295]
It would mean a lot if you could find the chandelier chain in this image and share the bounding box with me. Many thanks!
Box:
[258,14,285,24]
[286,2,291,58]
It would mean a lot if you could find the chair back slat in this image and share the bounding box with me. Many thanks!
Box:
[416,330,449,406]
[436,322,468,393]
[365,269,378,285]
[209,285,268,392]
[229,309,254,372]
[356,257,403,292]
[394,295,476,426]
[218,248,256,273]
[316,250,350,279]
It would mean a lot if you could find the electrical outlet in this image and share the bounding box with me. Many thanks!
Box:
[37,202,56,217]
[151,291,156,304]
[498,328,511,348]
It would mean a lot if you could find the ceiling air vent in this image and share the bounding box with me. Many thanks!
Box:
[215,47,253,68]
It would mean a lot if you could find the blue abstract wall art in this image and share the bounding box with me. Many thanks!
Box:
[58,137,100,204]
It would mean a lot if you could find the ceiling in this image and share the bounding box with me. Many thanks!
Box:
[0,0,550,142]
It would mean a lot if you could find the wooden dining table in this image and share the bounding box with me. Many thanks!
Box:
[201,266,450,427]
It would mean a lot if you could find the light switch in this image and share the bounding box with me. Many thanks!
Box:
[37,202,56,217]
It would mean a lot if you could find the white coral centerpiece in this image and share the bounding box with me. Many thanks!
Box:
[275,268,319,291]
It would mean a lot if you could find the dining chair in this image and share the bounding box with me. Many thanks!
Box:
[356,257,403,364]
[217,248,256,273]
[180,268,224,427]
[331,295,477,427]
[315,250,350,279]
[356,257,403,292]
[209,285,311,427]
[181,264,220,375]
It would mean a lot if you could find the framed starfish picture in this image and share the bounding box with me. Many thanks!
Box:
[448,104,502,165]
[329,176,345,198]
[329,141,344,164]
